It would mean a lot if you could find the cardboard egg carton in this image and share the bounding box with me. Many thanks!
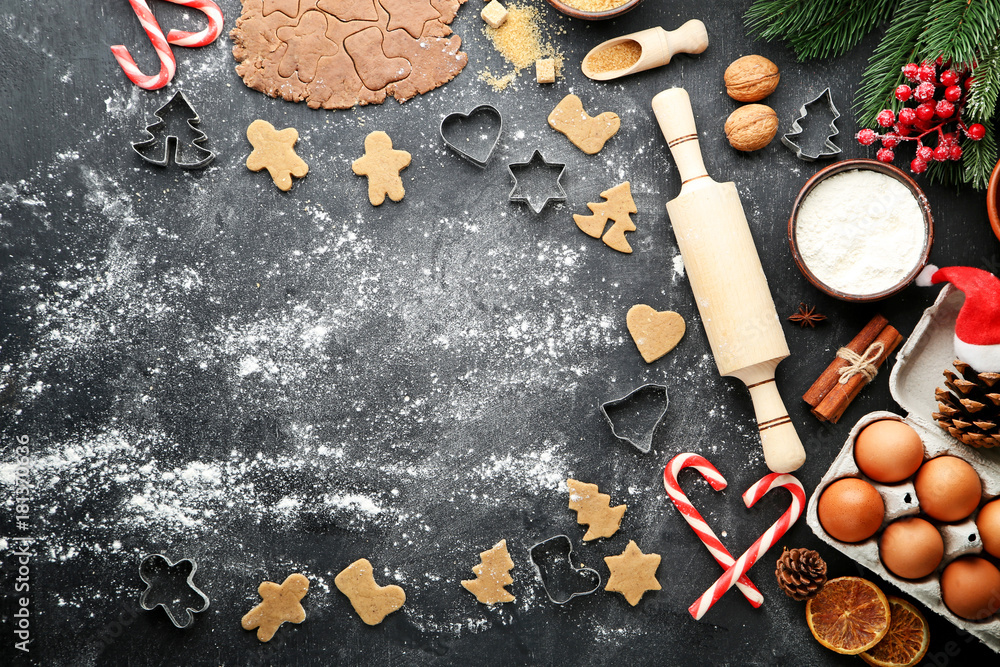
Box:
[806,286,1000,653]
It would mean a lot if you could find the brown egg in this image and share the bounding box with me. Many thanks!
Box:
[941,556,1000,620]
[854,419,924,483]
[879,517,943,579]
[914,456,982,522]
[978,499,1000,558]
[817,477,885,543]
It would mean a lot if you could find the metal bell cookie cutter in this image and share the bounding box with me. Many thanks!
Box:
[507,150,567,214]
[781,88,842,161]
[529,535,601,604]
[139,554,210,628]
[132,91,215,169]
[440,104,503,168]
[601,383,670,453]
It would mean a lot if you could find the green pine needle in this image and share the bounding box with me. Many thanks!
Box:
[855,0,933,127]
[746,0,896,60]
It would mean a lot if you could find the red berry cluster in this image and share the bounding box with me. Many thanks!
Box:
[856,60,986,174]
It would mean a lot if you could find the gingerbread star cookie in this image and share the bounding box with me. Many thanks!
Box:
[604,540,662,606]
[626,305,686,363]
[567,478,626,541]
[461,539,515,605]
[351,131,412,206]
[548,94,620,155]
[246,120,309,191]
[241,573,309,642]
[335,558,405,625]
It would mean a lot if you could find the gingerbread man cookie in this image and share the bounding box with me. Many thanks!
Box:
[351,131,412,205]
[246,120,309,191]
[241,573,309,642]
[335,558,405,625]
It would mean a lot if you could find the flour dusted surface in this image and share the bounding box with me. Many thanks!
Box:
[795,169,926,297]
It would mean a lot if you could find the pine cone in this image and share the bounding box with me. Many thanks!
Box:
[775,547,827,601]
[933,359,1000,449]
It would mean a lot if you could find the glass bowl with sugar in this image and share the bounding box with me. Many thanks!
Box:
[789,160,933,302]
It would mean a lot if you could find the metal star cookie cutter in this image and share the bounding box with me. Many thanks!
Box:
[529,535,601,604]
[139,554,210,628]
[780,88,842,161]
[600,383,670,453]
[440,104,503,168]
[507,150,567,214]
[132,91,215,169]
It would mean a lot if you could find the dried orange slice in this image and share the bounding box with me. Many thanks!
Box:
[860,597,930,667]
[806,576,891,655]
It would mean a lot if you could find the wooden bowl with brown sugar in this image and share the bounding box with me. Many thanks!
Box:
[545,0,643,21]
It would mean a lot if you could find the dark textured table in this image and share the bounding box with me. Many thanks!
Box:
[1,0,997,665]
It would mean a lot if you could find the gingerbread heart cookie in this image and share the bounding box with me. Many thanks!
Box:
[626,305,685,363]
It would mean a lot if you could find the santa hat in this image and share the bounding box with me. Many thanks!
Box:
[916,265,1000,372]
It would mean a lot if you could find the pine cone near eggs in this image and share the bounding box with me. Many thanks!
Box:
[775,547,827,601]
[934,359,1000,448]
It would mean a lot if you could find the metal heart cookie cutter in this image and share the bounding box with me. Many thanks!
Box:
[529,535,601,604]
[440,104,503,168]
[507,150,567,214]
[601,383,670,453]
[139,554,210,628]
[132,91,216,169]
[781,88,842,161]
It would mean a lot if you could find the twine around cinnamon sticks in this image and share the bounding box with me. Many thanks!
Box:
[803,314,904,423]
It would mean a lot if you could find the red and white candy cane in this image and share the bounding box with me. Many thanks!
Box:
[163,0,224,48]
[664,454,763,607]
[688,473,806,620]
[110,0,176,90]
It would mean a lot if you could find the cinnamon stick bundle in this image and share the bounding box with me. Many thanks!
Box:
[803,314,904,424]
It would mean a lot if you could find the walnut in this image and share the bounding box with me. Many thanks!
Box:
[724,55,780,102]
[724,104,778,151]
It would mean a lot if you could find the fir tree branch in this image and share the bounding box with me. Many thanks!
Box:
[855,0,933,127]
[961,126,997,190]
[746,0,896,60]
[917,0,1000,67]
[967,41,1000,121]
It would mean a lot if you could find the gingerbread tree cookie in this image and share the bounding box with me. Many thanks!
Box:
[335,558,405,625]
[567,478,626,541]
[461,539,515,605]
[574,182,638,253]
[548,94,620,155]
[246,119,309,191]
[241,573,309,642]
[352,131,412,205]
[604,540,662,606]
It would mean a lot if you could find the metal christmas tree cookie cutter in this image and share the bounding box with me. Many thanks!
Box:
[529,535,601,604]
[781,88,842,161]
[139,554,210,628]
[132,91,215,169]
[439,104,503,168]
[600,383,670,453]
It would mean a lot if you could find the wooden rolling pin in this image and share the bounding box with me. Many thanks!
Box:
[651,88,806,473]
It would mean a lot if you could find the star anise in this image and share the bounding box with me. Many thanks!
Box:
[788,303,826,328]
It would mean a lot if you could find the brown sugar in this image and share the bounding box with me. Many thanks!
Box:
[561,0,629,11]
[480,3,563,91]
[585,40,642,74]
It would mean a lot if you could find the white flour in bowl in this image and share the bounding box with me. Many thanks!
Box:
[795,169,927,297]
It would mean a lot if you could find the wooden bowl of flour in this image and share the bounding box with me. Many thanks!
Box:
[988,159,1000,243]
[788,159,933,302]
